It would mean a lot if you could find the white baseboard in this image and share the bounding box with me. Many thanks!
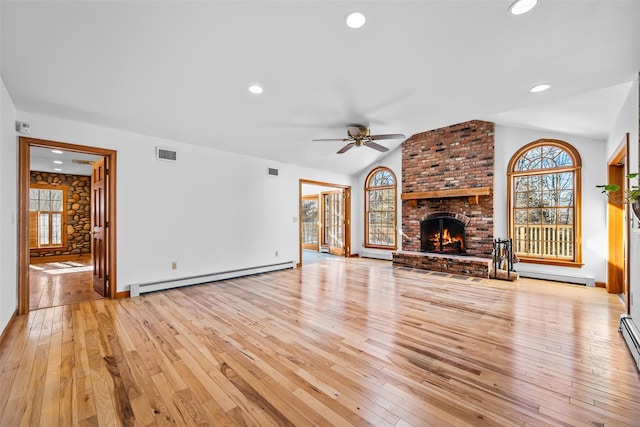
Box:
[130,261,296,297]
[516,268,595,287]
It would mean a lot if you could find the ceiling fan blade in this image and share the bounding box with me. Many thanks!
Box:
[365,141,389,152]
[312,138,348,142]
[347,125,364,138]
[369,133,406,141]
[337,142,355,154]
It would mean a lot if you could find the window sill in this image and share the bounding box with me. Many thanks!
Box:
[517,257,583,268]
[30,246,66,252]
[364,244,397,251]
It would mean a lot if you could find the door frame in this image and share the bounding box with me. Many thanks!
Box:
[18,137,118,315]
[606,133,629,305]
[299,179,351,266]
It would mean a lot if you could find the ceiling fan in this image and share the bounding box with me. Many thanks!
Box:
[312,125,406,154]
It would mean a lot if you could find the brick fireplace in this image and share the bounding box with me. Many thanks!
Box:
[392,120,495,277]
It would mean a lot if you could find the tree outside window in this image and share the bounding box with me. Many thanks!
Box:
[365,167,397,249]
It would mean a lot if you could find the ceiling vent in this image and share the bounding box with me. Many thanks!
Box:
[267,167,279,177]
[156,147,177,162]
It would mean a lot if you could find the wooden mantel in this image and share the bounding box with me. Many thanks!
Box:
[401,187,491,205]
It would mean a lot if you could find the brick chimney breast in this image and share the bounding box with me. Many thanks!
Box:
[401,120,495,257]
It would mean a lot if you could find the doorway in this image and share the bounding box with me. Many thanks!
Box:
[18,137,117,315]
[606,133,629,311]
[299,179,351,266]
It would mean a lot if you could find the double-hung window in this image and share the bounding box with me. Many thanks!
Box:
[29,184,68,249]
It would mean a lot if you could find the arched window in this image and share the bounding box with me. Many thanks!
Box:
[508,140,582,266]
[365,167,397,249]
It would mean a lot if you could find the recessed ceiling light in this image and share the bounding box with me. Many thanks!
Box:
[51,149,63,154]
[345,11,366,29]
[53,160,63,164]
[509,0,539,16]
[53,168,62,172]
[530,83,551,93]
[248,85,263,94]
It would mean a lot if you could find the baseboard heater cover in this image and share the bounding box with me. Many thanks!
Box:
[516,268,595,287]
[361,250,393,261]
[129,261,296,297]
[619,314,640,371]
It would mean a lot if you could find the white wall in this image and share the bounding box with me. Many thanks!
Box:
[606,76,639,319]
[0,77,18,335]
[15,111,354,293]
[494,124,608,284]
[353,147,402,260]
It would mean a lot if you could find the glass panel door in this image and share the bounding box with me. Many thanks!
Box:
[322,191,345,256]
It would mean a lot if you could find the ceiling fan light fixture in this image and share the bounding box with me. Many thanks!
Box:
[248,85,263,94]
[530,83,551,93]
[345,11,366,29]
[509,0,538,16]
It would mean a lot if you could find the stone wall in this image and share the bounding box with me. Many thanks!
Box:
[30,171,92,259]
[401,120,495,257]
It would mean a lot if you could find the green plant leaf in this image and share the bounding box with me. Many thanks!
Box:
[596,184,620,193]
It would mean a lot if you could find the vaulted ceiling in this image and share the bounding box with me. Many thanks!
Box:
[2,1,639,176]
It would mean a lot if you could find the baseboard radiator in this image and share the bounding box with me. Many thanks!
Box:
[130,261,296,297]
[516,268,595,287]
[619,314,640,371]
[361,250,393,261]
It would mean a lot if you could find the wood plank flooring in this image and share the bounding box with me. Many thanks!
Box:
[29,257,102,310]
[2,257,640,426]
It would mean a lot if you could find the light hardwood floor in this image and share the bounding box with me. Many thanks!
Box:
[1,257,639,426]
[29,257,102,310]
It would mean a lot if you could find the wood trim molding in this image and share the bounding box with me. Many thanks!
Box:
[605,133,630,298]
[517,258,584,268]
[116,291,130,299]
[18,140,30,315]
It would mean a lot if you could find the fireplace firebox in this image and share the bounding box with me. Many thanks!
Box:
[420,214,466,254]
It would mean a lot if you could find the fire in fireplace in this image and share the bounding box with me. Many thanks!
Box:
[420,214,466,254]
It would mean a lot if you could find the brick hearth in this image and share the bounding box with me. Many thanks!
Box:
[392,251,491,278]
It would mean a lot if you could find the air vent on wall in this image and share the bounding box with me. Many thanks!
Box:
[267,167,279,177]
[156,147,177,162]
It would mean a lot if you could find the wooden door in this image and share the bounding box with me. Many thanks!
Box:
[92,158,108,296]
[322,191,345,256]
